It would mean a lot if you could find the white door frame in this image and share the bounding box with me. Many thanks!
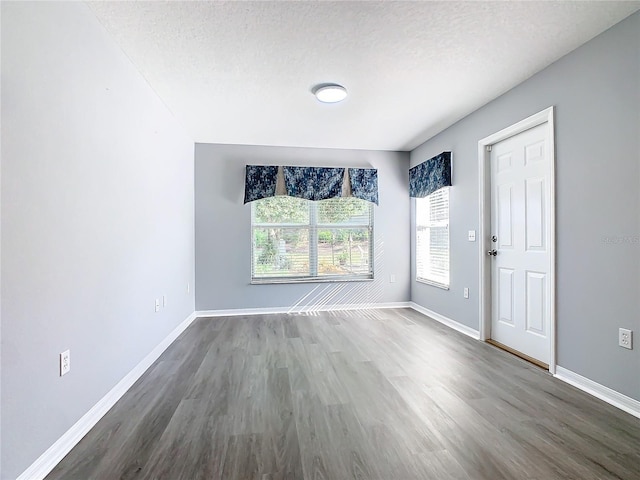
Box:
[478,106,556,373]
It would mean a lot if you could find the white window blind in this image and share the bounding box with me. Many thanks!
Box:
[416,187,450,288]
[251,196,373,282]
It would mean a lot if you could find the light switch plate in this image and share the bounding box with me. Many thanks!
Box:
[468,230,476,242]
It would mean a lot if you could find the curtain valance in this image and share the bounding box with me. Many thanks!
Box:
[348,168,378,205]
[244,165,379,205]
[283,166,344,201]
[243,165,279,203]
[409,151,452,198]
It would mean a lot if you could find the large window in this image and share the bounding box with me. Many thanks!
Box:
[416,187,449,288]
[251,196,373,282]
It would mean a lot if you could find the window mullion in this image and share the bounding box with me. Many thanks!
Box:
[309,202,318,277]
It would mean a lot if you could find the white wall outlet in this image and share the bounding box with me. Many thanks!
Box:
[463,287,469,299]
[619,328,633,349]
[468,230,476,242]
[155,298,160,312]
[162,295,167,308]
[60,350,70,376]
[389,274,396,283]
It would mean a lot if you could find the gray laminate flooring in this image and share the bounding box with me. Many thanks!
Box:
[46,308,640,480]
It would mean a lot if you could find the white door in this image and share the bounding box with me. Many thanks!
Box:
[490,123,551,364]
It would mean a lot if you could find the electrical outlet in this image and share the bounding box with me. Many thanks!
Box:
[60,350,70,376]
[463,288,469,299]
[619,328,633,349]
[155,298,160,312]
[389,274,396,283]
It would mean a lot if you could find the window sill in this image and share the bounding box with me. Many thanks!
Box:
[416,278,450,290]
[251,276,374,285]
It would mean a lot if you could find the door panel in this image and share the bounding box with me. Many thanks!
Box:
[525,271,546,335]
[498,268,514,325]
[525,178,545,250]
[524,140,545,165]
[498,184,513,248]
[497,152,512,172]
[490,123,551,364]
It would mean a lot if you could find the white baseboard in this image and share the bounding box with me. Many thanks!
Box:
[17,311,198,480]
[407,307,640,419]
[409,302,480,340]
[554,366,640,419]
[196,301,411,317]
[25,304,639,479]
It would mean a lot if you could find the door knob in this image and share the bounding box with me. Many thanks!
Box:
[487,249,497,256]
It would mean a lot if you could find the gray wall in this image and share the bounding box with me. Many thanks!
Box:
[195,144,410,311]
[1,3,196,478]
[410,12,640,401]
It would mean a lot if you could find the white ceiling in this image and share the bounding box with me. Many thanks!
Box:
[88,1,639,152]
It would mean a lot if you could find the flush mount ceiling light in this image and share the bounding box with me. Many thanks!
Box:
[313,84,348,103]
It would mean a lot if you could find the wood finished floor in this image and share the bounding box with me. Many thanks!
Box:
[47,308,640,480]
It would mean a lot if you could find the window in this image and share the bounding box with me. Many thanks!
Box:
[416,187,449,288]
[251,196,373,282]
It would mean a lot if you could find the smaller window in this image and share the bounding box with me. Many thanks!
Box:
[416,187,450,289]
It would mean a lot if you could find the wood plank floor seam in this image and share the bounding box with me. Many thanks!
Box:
[45,309,640,480]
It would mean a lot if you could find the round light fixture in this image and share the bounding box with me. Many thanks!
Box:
[313,84,347,103]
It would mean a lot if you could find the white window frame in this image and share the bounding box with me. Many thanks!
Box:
[416,187,450,289]
[251,198,374,284]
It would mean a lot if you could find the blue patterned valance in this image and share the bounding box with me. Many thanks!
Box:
[409,151,452,198]
[244,164,379,205]
[283,166,344,201]
[244,165,279,204]
[349,168,379,205]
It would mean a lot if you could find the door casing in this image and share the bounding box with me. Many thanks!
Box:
[478,106,556,374]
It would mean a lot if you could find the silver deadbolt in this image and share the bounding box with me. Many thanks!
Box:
[487,249,497,256]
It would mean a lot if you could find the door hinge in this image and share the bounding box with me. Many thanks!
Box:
[486,145,492,152]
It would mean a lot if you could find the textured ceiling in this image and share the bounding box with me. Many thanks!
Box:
[88,1,639,151]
